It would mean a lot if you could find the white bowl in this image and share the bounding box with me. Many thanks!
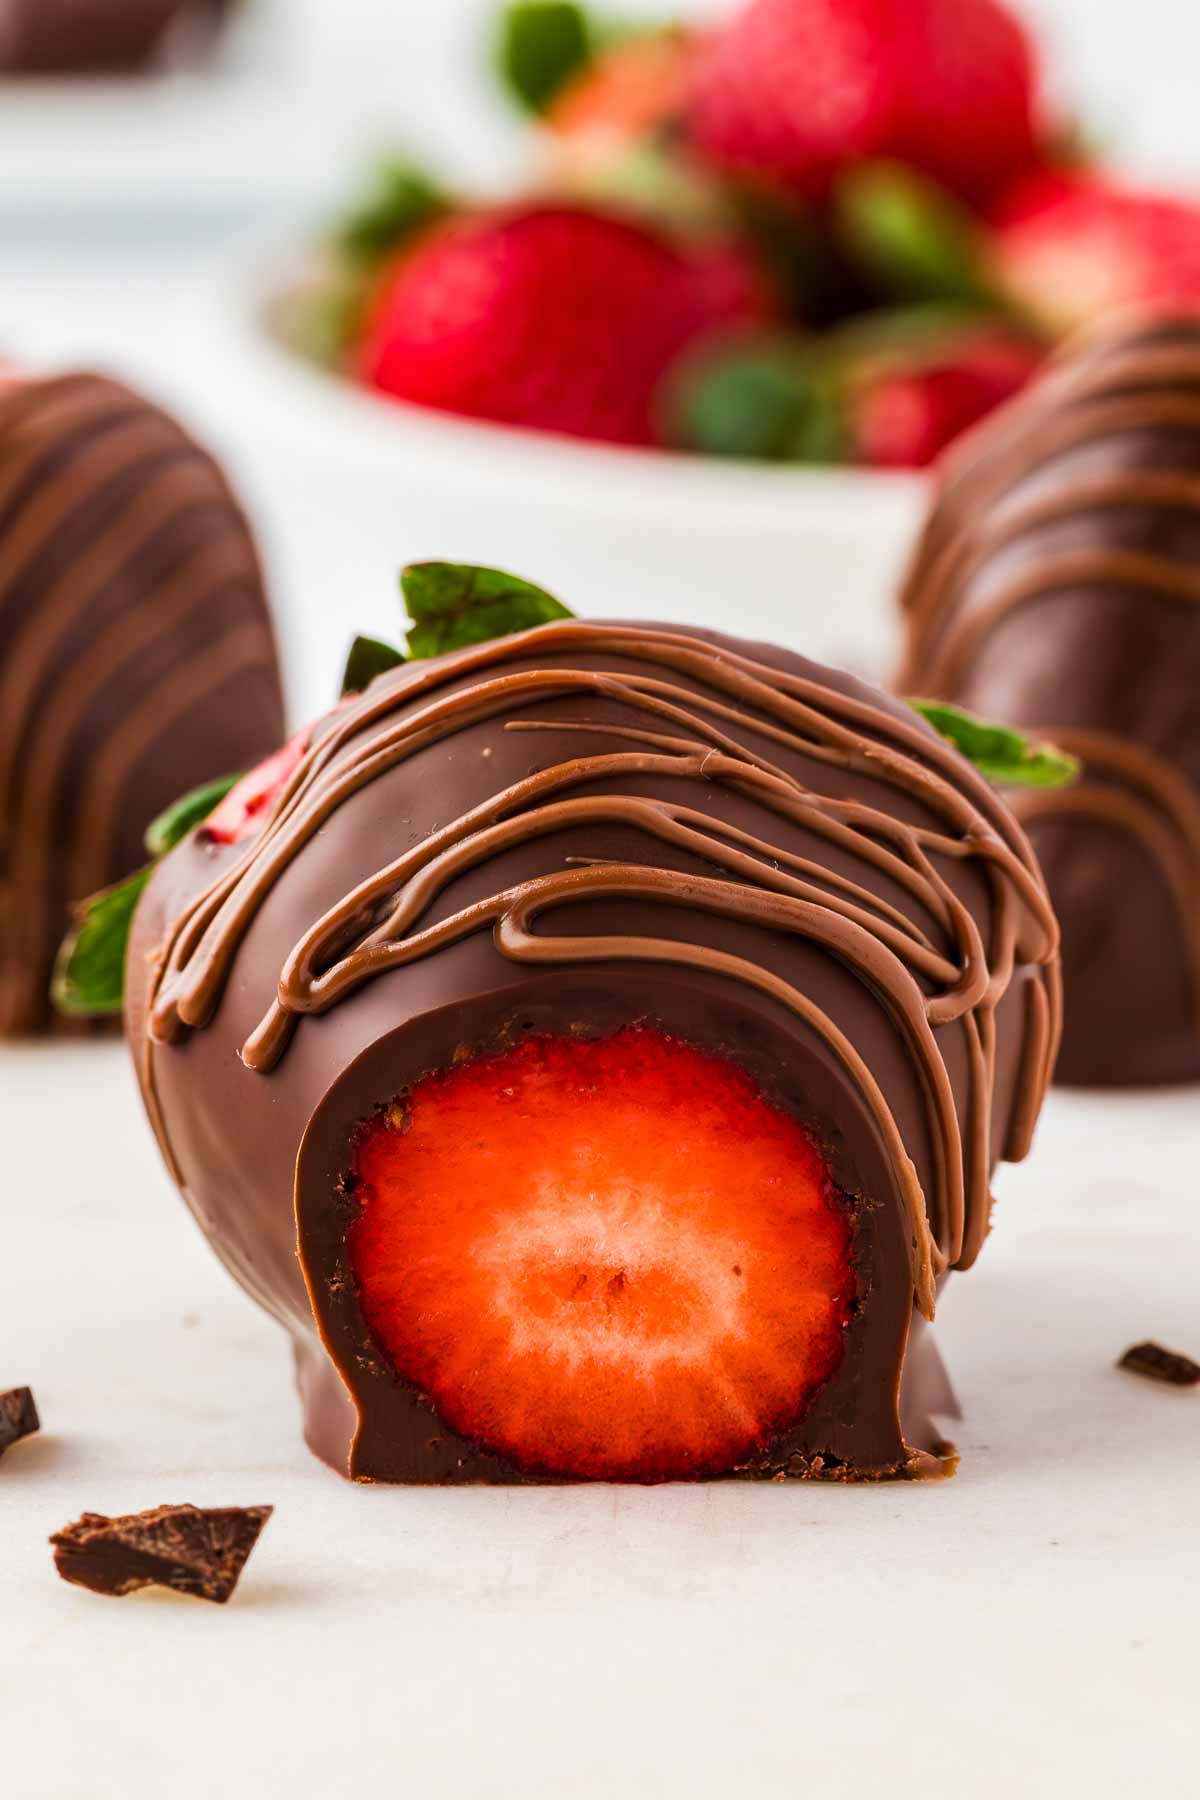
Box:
[192,260,929,717]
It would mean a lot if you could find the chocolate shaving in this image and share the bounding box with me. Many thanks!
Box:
[1118,1341,1200,1387]
[51,1503,272,1603]
[0,1387,39,1457]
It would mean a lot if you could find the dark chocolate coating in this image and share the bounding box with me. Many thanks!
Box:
[898,310,1200,1087]
[0,371,285,1035]
[126,622,1057,1483]
[0,1,229,73]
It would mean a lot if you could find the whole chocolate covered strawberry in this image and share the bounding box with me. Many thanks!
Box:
[0,372,284,1036]
[898,311,1200,1086]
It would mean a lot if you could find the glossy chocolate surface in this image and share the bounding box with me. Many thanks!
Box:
[127,622,1058,1482]
[899,311,1200,1086]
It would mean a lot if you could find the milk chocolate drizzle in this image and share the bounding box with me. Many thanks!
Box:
[143,623,1059,1319]
[0,373,283,1034]
[898,313,1200,1033]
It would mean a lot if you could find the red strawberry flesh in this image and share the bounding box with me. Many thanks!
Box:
[348,1026,855,1481]
[203,730,308,845]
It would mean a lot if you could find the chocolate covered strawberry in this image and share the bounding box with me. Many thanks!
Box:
[992,173,1200,334]
[356,203,768,446]
[686,0,1039,207]
[349,1027,855,1481]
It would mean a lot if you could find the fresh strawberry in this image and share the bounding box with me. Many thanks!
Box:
[356,204,767,446]
[686,0,1038,207]
[849,327,1041,466]
[349,1026,855,1481]
[202,730,308,845]
[886,0,1040,206]
[992,173,1200,335]
[546,28,702,163]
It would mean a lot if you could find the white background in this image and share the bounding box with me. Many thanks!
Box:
[1,6,1199,1797]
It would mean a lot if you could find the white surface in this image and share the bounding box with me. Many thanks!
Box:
[1,1043,1197,1799]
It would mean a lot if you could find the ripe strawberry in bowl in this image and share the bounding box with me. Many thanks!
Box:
[992,172,1200,336]
[685,0,1041,207]
[846,325,1042,468]
[662,307,1043,470]
[355,202,771,447]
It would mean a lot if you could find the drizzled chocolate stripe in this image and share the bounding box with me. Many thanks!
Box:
[0,372,284,1035]
[898,309,1200,1083]
[143,623,1059,1319]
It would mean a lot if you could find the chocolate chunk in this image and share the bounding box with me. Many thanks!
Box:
[50,1504,272,1604]
[0,1387,39,1456]
[1118,1341,1200,1387]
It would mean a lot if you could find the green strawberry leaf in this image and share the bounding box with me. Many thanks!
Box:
[56,768,243,1017]
[834,161,999,307]
[52,865,155,1018]
[143,774,240,858]
[662,334,847,463]
[341,633,407,695]
[560,137,732,238]
[911,700,1079,788]
[402,563,574,659]
[497,2,593,114]
[822,302,1003,365]
[333,158,450,266]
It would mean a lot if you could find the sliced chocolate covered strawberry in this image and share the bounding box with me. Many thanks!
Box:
[348,1025,855,1482]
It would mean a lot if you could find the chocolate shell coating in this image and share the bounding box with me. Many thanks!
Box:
[0,372,285,1035]
[898,311,1200,1087]
[126,621,1058,1483]
[0,1,229,73]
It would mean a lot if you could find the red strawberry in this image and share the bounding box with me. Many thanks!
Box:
[355,204,768,447]
[992,173,1200,335]
[203,730,308,845]
[349,1026,855,1481]
[886,0,1040,206]
[686,0,1038,207]
[850,329,1042,467]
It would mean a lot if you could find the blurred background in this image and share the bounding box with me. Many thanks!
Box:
[3,0,1199,716]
